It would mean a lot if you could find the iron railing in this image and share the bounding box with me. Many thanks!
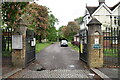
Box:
[103,27,119,67]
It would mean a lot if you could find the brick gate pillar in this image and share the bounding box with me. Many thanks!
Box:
[12,18,27,68]
[87,17,103,68]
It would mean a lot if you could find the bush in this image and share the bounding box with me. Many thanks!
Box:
[71,41,79,47]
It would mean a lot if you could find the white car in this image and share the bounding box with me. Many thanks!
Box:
[60,40,68,47]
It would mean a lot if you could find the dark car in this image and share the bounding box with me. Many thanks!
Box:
[60,40,68,47]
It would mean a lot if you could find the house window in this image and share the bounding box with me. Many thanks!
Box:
[118,17,120,26]
[88,17,90,19]
[114,16,116,25]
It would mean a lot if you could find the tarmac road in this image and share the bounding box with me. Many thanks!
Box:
[36,42,87,70]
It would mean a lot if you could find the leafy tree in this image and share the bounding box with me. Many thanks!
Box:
[47,27,57,42]
[74,17,83,25]
[22,2,49,43]
[47,13,58,42]
[24,3,58,42]
[59,21,80,41]
[1,2,58,43]
[48,14,58,28]
[66,21,80,41]
[58,25,67,40]
[2,2,28,27]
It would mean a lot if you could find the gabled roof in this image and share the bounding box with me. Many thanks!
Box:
[87,17,102,26]
[74,33,79,37]
[86,6,98,15]
[86,1,120,15]
[110,1,120,11]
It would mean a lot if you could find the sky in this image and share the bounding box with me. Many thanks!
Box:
[34,0,120,30]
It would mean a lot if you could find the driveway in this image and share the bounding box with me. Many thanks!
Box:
[36,42,87,70]
[9,43,94,79]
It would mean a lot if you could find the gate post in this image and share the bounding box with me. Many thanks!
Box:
[118,30,120,67]
[12,18,27,68]
[87,17,103,68]
[0,28,2,77]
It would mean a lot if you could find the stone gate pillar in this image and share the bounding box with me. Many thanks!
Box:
[87,17,103,68]
[12,18,27,68]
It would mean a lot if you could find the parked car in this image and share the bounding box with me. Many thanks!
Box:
[60,40,68,47]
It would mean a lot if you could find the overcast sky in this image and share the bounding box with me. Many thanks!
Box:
[35,0,120,30]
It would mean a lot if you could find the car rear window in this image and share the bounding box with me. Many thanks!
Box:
[61,40,67,43]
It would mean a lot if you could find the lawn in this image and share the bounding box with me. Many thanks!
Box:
[68,43,118,57]
[2,51,11,57]
[36,42,52,53]
[104,53,118,57]
[103,49,118,57]
[68,42,79,52]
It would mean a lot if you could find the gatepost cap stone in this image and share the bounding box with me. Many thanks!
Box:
[16,18,27,26]
[87,17,102,26]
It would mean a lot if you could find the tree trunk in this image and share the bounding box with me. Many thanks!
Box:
[39,35,42,43]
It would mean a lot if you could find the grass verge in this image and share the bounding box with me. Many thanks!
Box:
[36,42,52,53]
[104,53,118,57]
[104,49,118,57]
[2,51,11,57]
[68,42,79,52]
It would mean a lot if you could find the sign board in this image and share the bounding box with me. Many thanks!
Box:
[93,44,101,49]
[12,35,22,49]
[94,38,99,44]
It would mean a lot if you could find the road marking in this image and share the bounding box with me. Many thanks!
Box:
[69,65,75,68]
[88,73,95,76]
[53,56,55,59]
[71,49,75,52]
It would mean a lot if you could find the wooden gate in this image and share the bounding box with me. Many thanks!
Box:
[25,29,36,66]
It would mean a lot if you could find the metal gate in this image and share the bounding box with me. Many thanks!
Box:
[2,27,12,57]
[2,27,12,65]
[103,27,119,67]
[25,29,35,66]
[79,28,88,63]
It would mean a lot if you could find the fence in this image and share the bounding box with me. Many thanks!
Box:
[103,27,119,67]
[79,28,88,63]
[2,27,12,66]
[2,27,12,56]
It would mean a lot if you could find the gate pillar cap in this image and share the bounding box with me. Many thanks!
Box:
[15,18,27,26]
[13,18,28,35]
[87,17,102,26]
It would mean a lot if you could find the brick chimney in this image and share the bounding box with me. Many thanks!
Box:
[99,0,105,5]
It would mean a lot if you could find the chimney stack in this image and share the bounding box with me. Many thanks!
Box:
[99,0,105,5]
